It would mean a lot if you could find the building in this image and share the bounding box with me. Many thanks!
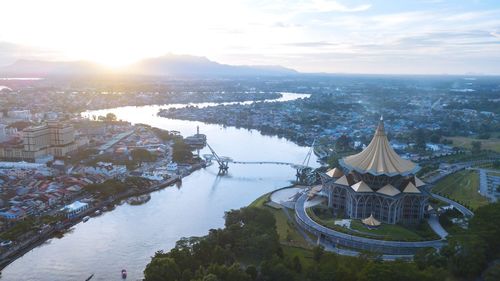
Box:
[0,121,84,162]
[60,201,89,219]
[321,117,429,224]
[7,110,31,120]
[0,124,17,143]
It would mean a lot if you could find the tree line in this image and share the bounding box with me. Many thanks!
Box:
[143,202,500,281]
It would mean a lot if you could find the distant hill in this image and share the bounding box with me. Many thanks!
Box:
[0,54,298,77]
[0,59,106,77]
[130,54,298,77]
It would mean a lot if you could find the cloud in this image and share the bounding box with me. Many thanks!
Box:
[250,0,371,15]
[283,41,338,47]
[304,0,371,13]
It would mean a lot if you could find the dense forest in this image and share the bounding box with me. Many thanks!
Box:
[143,203,500,281]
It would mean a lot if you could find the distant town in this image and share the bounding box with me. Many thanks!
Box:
[0,75,499,280]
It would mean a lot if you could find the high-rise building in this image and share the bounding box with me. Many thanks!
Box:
[0,121,81,162]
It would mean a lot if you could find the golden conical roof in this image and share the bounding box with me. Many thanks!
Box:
[326,167,343,178]
[362,214,381,227]
[341,117,418,176]
[403,182,421,193]
[414,176,426,187]
[334,175,350,186]
[350,181,373,193]
[377,184,401,196]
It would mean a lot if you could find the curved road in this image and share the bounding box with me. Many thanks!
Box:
[430,193,474,217]
[294,193,445,255]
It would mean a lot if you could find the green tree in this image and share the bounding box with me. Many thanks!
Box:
[202,274,219,281]
[327,155,340,168]
[413,128,426,151]
[445,238,487,279]
[245,265,257,280]
[484,264,500,281]
[131,148,155,165]
[312,246,324,262]
[105,112,117,122]
[143,254,181,281]
[172,139,193,163]
[414,248,446,270]
[471,141,482,153]
[430,134,440,143]
[292,256,302,273]
[469,202,500,259]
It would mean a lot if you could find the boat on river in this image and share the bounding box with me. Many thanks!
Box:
[127,194,151,205]
[121,269,127,279]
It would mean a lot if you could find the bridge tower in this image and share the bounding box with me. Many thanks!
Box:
[206,143,230,173]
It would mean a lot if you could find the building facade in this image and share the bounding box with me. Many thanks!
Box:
[0,121,83,162]
[321,118,429,224]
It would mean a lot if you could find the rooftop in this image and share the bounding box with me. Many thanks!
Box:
[341,117,419,176]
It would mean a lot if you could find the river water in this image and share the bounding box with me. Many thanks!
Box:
[0,93,318,281]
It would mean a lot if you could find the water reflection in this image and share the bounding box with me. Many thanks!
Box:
[1,93,317,281]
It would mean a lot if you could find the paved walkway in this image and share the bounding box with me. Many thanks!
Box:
[430,193,474,217]
[281,203,413,261]
[428,214,448,239]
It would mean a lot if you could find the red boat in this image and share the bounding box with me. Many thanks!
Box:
[121,269,127,279]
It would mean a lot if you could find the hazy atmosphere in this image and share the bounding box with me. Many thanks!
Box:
[1,0,500,74]
[1,1,500,281]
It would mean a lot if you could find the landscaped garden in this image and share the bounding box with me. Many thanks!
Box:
[433,170,489,210]
[306,204,440,242]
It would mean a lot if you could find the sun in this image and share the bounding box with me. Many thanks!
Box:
[88,52,139,69]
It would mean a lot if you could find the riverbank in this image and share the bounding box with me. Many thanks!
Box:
[0,162,205,271]
[0,98,317,281]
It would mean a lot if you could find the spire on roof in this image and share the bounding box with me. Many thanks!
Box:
[375,115,385,136]
[340,118,419,176]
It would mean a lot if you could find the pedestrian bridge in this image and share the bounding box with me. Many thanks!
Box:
[203,141,315,172]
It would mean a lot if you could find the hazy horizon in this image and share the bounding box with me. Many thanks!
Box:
[1,0,500,75]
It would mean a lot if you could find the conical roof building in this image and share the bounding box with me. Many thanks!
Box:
[341,117,419,176]
[321,117,429,225]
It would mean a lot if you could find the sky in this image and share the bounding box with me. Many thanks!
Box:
[0,0,499,74]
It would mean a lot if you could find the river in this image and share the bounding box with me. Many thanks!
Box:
[0,92,318,281]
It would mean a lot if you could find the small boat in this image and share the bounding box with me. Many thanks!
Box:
[94,210,101,216]
[121,269,127,279]
[0,240,13,247]
[82,216,90,222]
[127,194,151,205]
[85,273,94,281]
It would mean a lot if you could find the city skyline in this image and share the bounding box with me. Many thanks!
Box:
[1,0,500,75]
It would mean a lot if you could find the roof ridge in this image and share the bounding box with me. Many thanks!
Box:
[341,119,418,176]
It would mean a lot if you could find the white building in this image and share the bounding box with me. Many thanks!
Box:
[7,110,31,120]
[61,201,89,219]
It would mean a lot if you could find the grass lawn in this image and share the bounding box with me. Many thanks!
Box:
[350,220,438,241]
[282,245,314,268]
[306,207,439,241]
[249,192,312,249]
[433,170,489,210]
[447,136,500,153]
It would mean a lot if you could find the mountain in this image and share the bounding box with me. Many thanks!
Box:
[0,59,106,77]
[0,55,298,77]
